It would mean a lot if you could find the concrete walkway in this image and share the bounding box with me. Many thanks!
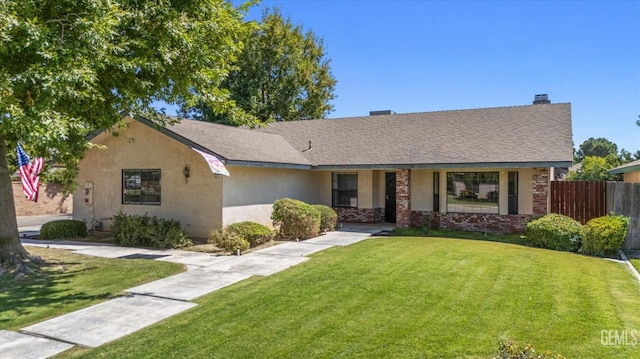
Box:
[1,223,392,359]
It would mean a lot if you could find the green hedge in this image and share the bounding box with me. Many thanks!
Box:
[525,214,582,252]
[208,229,250,253]
[40,220,88,239]
[111,212,192,249]
[313,204,337,232]
[271,198,321,240]
[226,221,273,247]
[581,215,629,256]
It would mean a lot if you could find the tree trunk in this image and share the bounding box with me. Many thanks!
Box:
[0,135,32,265]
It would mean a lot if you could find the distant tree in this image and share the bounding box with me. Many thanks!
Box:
[574,137,618,162]
[566,155,621,181]
[184,7,337,126]
[618,149,640,163]
[0,0,251,268]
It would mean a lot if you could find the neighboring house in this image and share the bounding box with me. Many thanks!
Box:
[73,99,573,238]
[609,159,640,182]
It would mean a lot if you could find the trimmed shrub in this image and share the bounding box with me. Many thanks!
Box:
[226,221,274,247]
[581,215,629,256]
[495,341,566,359]
[111,212,192,249]
[271,198,321,240]
[208,229,249,253]
[525,214,582,252]
[313,204,337,232]
[40,220,88,239]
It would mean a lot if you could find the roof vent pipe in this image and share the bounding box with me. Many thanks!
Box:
[533,94,550,105]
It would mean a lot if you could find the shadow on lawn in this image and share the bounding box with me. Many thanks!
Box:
[0,258,112,327]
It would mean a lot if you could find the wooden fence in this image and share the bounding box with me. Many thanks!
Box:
[550,181,607,224]
[606,182,640,250]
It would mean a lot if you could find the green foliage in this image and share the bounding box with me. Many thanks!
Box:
[187,7,336,125]
[271,198,321,240]
[0,0,253,255]
[0,0,252,166]
[495,341,566,359]
[525,214,582,252]
[566,155,621,181]
[208,229,249,253]
[226,221,274,247]
[111,212,192,249]
[312,204,337,232]
[39,220,87,239]
[575,137,618,162]
[581,215,629,256]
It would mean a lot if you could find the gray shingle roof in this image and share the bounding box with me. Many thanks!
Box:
[609,159,640,174]
[164,119,312,167]
[259,103,573,168]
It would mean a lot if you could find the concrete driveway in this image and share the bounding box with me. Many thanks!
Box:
[2,223,393,359]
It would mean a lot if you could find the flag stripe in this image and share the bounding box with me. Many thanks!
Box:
[16,144,44,202]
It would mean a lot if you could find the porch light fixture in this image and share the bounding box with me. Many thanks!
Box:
[183,166,190,183]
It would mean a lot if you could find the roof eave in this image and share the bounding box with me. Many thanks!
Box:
[312,161,573,170]
[609,166,640,175]
[134,115,230,162]
[226,160,312,170]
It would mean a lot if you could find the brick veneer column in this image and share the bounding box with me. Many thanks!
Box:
[396,169,411,228]
[532,168,550,215]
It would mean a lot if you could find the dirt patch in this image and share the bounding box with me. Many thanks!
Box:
[184,238,289,254]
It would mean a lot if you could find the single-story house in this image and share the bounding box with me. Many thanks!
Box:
[73,98,573,238]
[609,159,640,182]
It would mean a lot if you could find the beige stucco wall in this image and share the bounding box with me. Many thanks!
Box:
[623,171,640,183]
[73,119,223,238]
[411,170,434,211]
[222,166,326,227]
[317,170,388,209]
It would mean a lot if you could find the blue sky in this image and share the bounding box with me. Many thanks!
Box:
[165,1,640,153]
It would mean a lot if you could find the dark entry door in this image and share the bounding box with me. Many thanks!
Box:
[385,172,396,223]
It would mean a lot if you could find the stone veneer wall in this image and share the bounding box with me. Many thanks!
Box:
[532,168,550,215]
[411,211,533,234]
[396,169,411,228]
[13,182,72,216]
[334,207,384,223]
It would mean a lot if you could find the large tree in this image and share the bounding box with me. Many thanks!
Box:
[566,155,622,181]
[185,7,337,126]
[0,0,251,268]
[574,137,618,163]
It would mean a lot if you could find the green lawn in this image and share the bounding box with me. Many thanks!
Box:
[632,259,640,273]
[0,247,185,330]
[62,237,640,359]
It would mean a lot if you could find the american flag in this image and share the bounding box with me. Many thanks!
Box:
[16,143,44,202]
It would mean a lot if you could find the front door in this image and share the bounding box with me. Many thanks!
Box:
[385,172,396,223]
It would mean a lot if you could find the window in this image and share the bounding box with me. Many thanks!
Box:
[122,169,161,205]
[508,171,518,214]
[332,173,357,207]
[446,172,499,214]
